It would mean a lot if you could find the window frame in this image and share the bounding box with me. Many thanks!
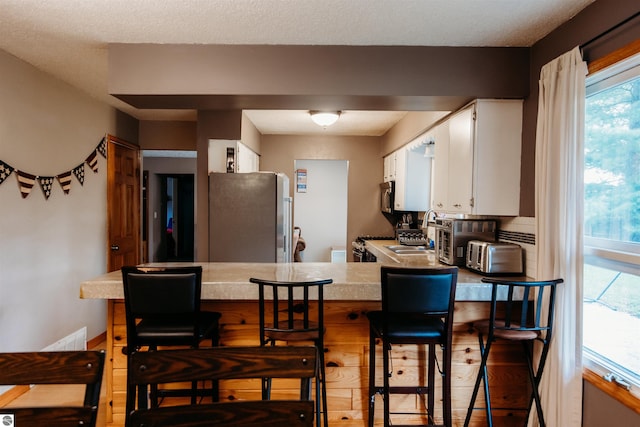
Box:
[583,46,640,407]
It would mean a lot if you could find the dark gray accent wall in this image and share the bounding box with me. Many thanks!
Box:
[109,44,529,113]
[521,0,640,216]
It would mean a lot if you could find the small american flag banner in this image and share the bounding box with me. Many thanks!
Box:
[97,136,107,158]
[38,176,55,199]
[86,150,98,173]
[57,171,73,194]
[16,170,36,199]
[0,160,14,185]
[73,164,85,185]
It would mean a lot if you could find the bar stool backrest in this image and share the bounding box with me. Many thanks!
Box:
[122,266,203,348]
[0,350,105,427]
[381,266,458,340]
[481,277,564,341]
[384,267,458,315]
[249,278,333,341]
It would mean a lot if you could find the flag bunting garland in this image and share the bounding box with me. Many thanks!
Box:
[57,171,73,194]
[86,150,98,173]
[73,164,85,185]
[38,176,55,199]
[0,160,14,185]
[0,136,107,199]
[16,171,36,199]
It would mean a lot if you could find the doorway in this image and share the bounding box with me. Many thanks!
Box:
[293,159,348,262]
[157,174,195,262]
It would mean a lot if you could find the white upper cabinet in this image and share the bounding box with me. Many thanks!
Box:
[430,121,450,211]
[208,140,259,173]
[394,139,432,212]
[236,141,260,172]
[432,99,523,215]
[383,152,396,182]
[447,104,475,213]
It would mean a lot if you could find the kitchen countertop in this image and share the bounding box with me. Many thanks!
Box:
[363,239,439,266]
[80,243,520,301]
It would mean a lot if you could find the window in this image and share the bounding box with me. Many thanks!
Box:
[584,52,640,395]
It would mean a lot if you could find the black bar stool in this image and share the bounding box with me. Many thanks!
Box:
[249,277,333,427]
[463,277,563,427]
[122,266,222,426]
[367,266,458,427]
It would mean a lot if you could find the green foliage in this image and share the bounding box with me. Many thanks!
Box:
[585,76,640,243]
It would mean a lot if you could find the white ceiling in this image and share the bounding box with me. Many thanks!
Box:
[0,0,596,136]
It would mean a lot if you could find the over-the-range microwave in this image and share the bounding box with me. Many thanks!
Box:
[380,181,394,214]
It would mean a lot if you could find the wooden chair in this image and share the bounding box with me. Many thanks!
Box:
[126,346,317,427]
[0,350,105,427]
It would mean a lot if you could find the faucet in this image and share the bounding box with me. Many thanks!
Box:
[424,209,439,225]
[423,209,439,248]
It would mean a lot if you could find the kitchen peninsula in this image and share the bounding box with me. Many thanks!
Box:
[81,257,531,426]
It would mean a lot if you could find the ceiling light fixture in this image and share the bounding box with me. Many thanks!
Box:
[310,111,341,127]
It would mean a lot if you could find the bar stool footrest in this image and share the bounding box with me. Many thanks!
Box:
[373,386,431,395]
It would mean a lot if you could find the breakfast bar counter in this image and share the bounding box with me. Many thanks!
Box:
[80,260,496,302]
[81,260,530,427]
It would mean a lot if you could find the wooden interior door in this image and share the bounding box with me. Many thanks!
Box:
[107,135,140,272]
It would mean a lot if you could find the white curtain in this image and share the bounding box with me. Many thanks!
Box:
[533,46,587,427]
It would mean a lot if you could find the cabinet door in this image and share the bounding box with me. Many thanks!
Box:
[447,105,474,213]
[472,100,522,215]
[431,122,449,211]
[393,148,407,210]
[208,139,238,173]
[237,141,259,172]
[383,152,396,182]
[394,146,430,212]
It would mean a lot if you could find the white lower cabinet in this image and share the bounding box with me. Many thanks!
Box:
[432,99,522,216]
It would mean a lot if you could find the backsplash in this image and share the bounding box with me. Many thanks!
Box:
[498,217,536,278]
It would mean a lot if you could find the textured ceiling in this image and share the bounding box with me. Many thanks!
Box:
[0,0,596,135]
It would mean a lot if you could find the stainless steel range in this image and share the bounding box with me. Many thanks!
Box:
[434,218,496,266]
[352,235,395,262]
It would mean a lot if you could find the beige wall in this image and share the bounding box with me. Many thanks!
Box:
[259,134,394,249]
[241,112,261,154]
[381,111,449,156]
[0,49,136,352]
[139,120,196,150]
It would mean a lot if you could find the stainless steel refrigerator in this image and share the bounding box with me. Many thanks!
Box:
[209,172,291,262]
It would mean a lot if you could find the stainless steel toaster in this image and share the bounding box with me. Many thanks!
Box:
[466,240,523,274]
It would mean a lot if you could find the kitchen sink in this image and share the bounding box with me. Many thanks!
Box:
[384,245,431,255]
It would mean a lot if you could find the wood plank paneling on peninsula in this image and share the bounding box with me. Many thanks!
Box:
[82,260,529,426]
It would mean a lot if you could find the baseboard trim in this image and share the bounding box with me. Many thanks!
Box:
[0,385,30,407]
